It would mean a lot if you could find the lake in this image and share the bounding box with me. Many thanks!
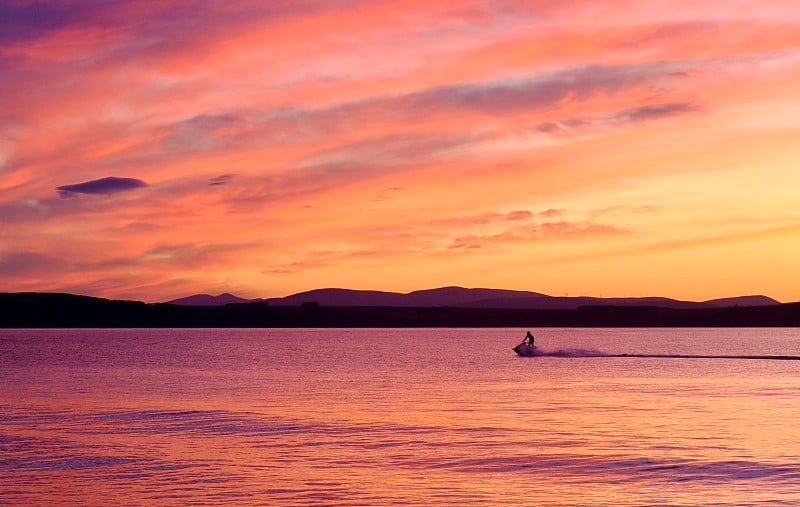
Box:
[2,328,799,506]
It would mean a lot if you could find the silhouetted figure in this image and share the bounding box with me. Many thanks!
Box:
[525,330,535,347]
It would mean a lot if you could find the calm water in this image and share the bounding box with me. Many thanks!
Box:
[2,328,800,506]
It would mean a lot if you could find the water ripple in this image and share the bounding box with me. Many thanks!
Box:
[416,452,800,485]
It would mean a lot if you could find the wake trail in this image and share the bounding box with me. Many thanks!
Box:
[533,349,800,361]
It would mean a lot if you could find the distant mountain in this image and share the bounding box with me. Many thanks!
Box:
[264,286,550,307]
[166,293,260,306]
[165,287,782,310]
[265,287,781,310]
[408,287,550,306]
[462,296,714,310]
[703,295,780,307]
[266,288,408,307]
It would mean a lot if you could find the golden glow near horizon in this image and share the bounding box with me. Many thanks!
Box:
[2,1,800,302]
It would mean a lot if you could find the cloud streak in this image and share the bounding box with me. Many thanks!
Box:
[209,174,235,186]
[56,177,148,198]
[533,102,701,135]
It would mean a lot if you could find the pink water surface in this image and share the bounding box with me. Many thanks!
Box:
[2,328,800,506]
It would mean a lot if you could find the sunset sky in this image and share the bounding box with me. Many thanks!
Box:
[2,0,800,303]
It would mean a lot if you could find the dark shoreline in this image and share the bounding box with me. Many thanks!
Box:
[2,292,800,328]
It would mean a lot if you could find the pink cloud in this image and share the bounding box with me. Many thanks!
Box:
[4,0,800,300]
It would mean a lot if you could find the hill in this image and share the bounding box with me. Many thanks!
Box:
[167,293,261,306]
[168,286,781,310]
[265,286,551,307]
[2,291,797,328]
[0,293,800,328]
[703,295,780,307]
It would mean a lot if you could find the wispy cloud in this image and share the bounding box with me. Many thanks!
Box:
[56,176,148,198]
[209,174,235,186]
[0,250,64,276]
[449,221,628,251]
[532,102,701,135]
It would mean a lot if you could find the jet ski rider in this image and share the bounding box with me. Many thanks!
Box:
[525,330,535,347]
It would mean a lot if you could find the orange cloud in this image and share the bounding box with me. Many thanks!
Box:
[4,0,800,301]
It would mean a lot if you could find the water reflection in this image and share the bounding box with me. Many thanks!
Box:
[2,328,799,506]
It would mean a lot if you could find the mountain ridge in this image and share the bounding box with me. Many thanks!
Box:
[166,292,263,306]
[2,291,797,328]
[165,287,781,309]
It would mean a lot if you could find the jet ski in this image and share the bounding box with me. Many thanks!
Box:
[513,343,541,357]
